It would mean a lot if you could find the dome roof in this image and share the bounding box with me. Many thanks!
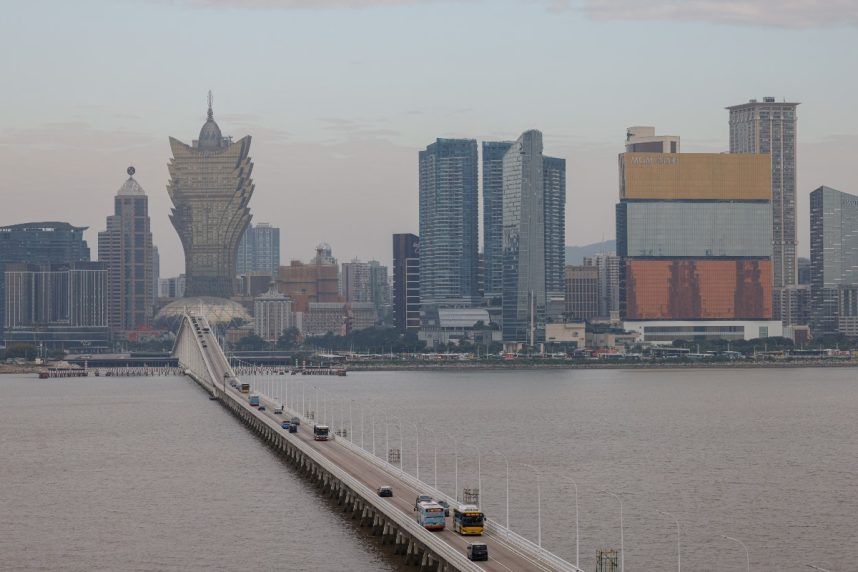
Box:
[198,117,223,150]
[155,296,252,330]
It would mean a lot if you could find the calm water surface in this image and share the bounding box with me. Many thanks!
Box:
[2,368,857,571]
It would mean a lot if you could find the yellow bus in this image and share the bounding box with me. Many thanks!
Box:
[453,505,484,535]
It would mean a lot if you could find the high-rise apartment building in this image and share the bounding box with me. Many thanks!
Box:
[393,233,420,333]
[342,259,372,303]
[565,265,599,321]
[617,149,781,343]
[482,141,514,301]
[543,155,566,319]
[98,167,154,332]
[809,186,858,336]
[728,97,800,321]
[167,94,254,298]
[4,262,108,348]
[152,246,160,306]
[0,222,91,342]
[237,222,280,279]
[418,139,479,314]
[583,253,620,319]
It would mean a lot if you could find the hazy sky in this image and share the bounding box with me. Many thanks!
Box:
[1,0,857,276]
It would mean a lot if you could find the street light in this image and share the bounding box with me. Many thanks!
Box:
[514,462,542,548]
[656,509,680,572]
[489,450,511,536]
[720,535,750,572]
[600,491,624,572]
[560,475,580,569]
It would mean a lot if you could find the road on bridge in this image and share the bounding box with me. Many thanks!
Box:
[191,323,568,572]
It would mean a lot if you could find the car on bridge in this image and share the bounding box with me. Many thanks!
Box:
[290,416,300,426]
[377,486,393,497]
[467,542,488,561]
[281,421,291,430]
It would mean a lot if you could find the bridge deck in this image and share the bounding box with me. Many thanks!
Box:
[179,315,579,572]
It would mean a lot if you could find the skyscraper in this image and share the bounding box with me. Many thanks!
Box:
[728,97,800,320]
[809,186,858,336]
[482,141,514,301]
[237,222,280,279]
[502,130,547,346]
[98,166,154,332]
[419,139,479,316]
[392,233,420,333]
[543,155,566,319]
[167,93,254,298]
[565,265,599,321]
[584,253,620,319]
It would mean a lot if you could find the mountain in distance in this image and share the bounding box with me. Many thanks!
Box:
[565,240,616,265]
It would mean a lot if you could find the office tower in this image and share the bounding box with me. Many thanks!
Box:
[277,244,342,312]
[543,155,566,319]
[393,233,420,333]
[809,186,858,336]
[98,166,154,332]
[167,93,254,298]
[584,253,620,319]
[625,126,680,153]
[617,149,780,343]
[482,141,514,301]
[565,265,599,321]
[4,261,108,349]
[254,284,294,342]
[728,97,800,320]
[418,138,479,315]
[797,257,811,285]
[237,222,280,279]
[0,222,91,342]
[158,275,186,299]
[502,130,547,346]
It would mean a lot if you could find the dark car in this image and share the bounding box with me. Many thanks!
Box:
[436,499,450,517]
[288,424,297,433]
[414,495,433,510]
[377,486,393,497]
[291,417,300,426]
[258,405,266,412]
[467,543,488,561]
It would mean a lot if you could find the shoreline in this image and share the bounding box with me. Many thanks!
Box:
[344,360,858,371]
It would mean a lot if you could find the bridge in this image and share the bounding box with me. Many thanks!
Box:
[173,312,585,572]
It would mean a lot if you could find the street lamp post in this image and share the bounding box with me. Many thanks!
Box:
[489,450,511,536]
[656,509,680,572]
[560,475,580,569]
[720,535,750,572]
[601,491,624,572]
[515,462,542,548]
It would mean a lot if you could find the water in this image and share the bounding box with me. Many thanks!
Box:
[2,369,856,571]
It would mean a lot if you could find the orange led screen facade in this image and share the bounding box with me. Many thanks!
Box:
[624,259,773,320]
[620,153,771,201]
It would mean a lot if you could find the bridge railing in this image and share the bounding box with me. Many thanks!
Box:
[277,398,582,572]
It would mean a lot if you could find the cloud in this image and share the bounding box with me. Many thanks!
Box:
[572,0,858,29]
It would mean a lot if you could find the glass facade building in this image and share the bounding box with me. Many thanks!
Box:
[237,222,280,279]
[418,139,479,312]
[624,259,772,320]
[543,155,567,318]
[617,201,772,258]
[482,141,514,301]
[393,233,420,333]
[167,98,254,298]
[809,186,858,335]
[502,130,546,345]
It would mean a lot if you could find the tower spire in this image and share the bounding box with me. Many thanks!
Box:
[207,90,213,120]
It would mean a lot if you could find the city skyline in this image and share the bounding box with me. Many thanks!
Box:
[1,1,856,276]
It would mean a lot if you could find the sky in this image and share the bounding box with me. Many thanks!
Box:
[1,0,857,276]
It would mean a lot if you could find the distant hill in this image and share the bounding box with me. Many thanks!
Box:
[565,240,616,265]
